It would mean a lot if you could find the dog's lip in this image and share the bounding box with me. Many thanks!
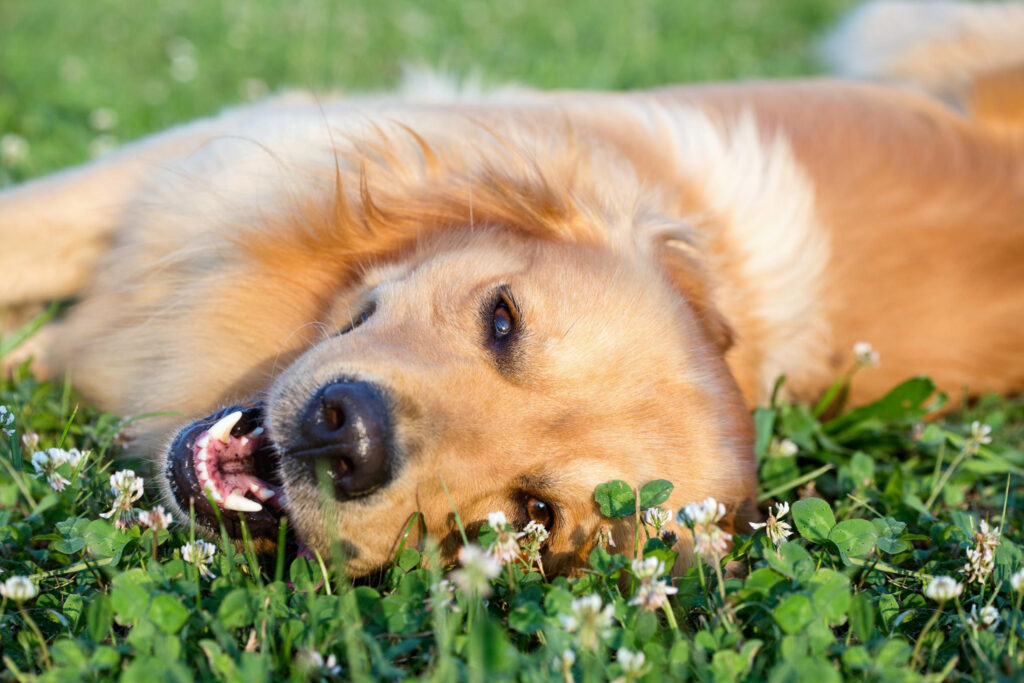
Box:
[165,402,287,539]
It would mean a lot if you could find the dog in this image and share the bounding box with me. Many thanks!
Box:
[1,1,1023,576]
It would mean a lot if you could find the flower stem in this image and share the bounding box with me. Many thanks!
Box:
[911,604,943,669]
[661,600,680,637]
[1008,592,1023,657]
[18,604,51,669]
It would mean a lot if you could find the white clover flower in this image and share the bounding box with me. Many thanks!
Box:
[451,544,502,597]
[167,37,198,83]
[769,438,799,458]
[629,557,677,611]
[631,556,666,581]
[976,519,1001,553]
[749,501,793,549]
[560,594,615,650]
[304,650,341,675]
[966,604,1001,632]
[924,575,964,602]
[629,576,678,612]
[137,505,173,531]
[523,520,549,545]
[99,469,144,529]
[0,576,38,602]
[678,497,726,527]
[971,422,993,445]
[181,540,217,579]
[615,648,647,681]
[964,421,993,455]
[522,520,549,570]
[595,525,615,549]
[0,405,14,437]
[643,507,672,535]
[1011,569,1024,594]
[695,526,732,560]
[678,497,732,562]
[88,108,118,132]
[961,519,1001,585]
[30,448,79,491]
[485,512,524,565]
[853,341,880,367]
[962,546,996,585]
[0,134,29,167]
[21,432,38,452]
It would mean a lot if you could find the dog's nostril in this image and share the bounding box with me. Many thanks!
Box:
[322,402,345,432]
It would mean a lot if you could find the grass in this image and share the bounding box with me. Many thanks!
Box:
[3,1,1024,681]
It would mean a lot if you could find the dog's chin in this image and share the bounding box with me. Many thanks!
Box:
[164,401,289,541]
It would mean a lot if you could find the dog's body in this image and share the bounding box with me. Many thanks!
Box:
[2,2,1024,574]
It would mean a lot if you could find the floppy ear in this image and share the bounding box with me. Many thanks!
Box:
[653,232,734,353]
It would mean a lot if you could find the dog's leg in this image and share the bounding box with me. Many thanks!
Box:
[0,93,319,309]
[0,155,151,306]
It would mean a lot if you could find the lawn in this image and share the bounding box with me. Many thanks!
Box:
[3,0,1024,681]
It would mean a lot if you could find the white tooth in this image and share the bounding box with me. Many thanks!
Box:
[249,427,264,437]
[223,490,263,513]
[196,450,208,462]
[239,437,249,448]
[196,462,209,479]
[208,411,242,444]
[255,487,276,501]
[196,434,210,450]
[202,481,221,502]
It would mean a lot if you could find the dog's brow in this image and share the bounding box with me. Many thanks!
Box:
[514,473,555,493]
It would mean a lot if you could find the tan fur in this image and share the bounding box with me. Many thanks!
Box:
[2,8,1024,574]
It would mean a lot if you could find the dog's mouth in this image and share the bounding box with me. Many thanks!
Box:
[165,402,287,539]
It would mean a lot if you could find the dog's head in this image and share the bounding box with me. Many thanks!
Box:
[160,225,756,575]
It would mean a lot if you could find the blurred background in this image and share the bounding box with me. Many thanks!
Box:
[0,0,854,184]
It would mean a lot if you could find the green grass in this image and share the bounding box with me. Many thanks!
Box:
[5,1,1024,681]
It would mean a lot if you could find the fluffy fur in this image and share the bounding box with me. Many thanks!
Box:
[2,2,1023,574]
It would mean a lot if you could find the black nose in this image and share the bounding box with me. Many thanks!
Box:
[296,381,393,499]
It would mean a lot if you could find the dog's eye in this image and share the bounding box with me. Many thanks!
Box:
[525,496,554,531]
[339,301,376,335]
[493,302,514,338]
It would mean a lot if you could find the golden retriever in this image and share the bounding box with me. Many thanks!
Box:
[1,1,1023,576]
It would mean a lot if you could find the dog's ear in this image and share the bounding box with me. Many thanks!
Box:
[653,232,734,353]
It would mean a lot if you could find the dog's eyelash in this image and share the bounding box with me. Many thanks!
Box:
[338,300,376,335]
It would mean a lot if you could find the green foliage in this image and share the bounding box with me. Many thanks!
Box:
[4,328,1024,682]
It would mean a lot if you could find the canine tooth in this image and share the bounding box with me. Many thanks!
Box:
[209,411,242,444]
[255,486,277,501]
[223,490,263,513]
[249,427,264,437]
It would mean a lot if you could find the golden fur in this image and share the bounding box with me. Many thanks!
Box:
[2,3,1024,575]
